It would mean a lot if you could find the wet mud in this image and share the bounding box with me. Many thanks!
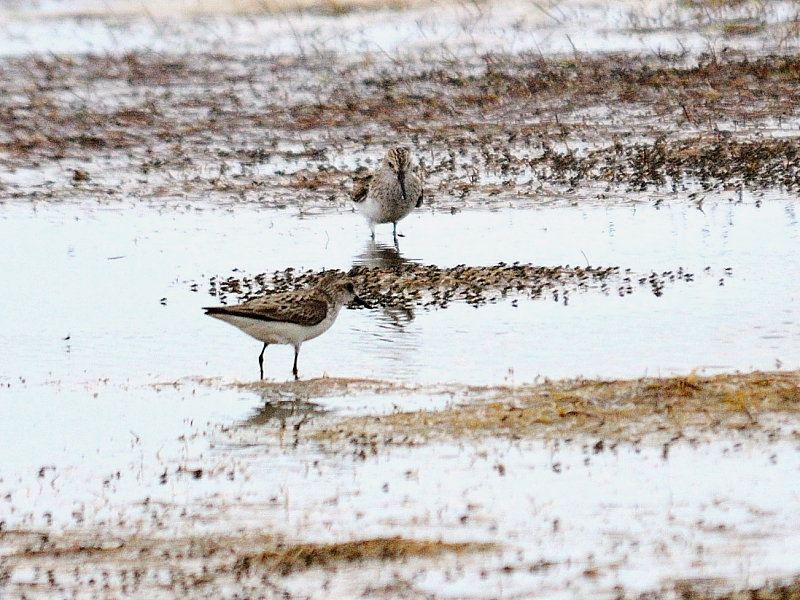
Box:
[3,52,800,210]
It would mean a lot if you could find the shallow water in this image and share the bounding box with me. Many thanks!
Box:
[5,412,800,598]
[0,0,747,58]
[0,197,797,388]
[3,0,799,62]
[1,197,800,596]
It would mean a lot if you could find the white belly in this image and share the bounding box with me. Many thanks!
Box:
[357,195,414,225]
[210,313,336,347]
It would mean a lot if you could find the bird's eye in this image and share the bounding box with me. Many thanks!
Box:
[388,161,395,168]
[346,283,354,292]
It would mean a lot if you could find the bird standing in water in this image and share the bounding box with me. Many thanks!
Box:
[204,274,367,380]
[352,147,424,241]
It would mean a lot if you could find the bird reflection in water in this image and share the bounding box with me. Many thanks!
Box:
[351,240,418,330]
[351,239,417,269]
[242,396,328,427]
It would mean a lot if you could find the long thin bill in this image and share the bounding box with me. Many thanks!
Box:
[398,172,407,202]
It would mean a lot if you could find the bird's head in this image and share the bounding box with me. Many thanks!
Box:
[384,147,412,201]
[384,147,412,174]
[317,273,370,308]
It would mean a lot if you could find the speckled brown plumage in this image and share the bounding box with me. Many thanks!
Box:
[204,287,332,327]
[204,274,366,380]
[352,147,424,239]
[351,174,373,205]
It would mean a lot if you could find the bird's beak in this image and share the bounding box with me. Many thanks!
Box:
[352,294,371,308]
[398,171,407,202]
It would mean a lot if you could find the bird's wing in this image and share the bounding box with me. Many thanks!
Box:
[351,174,373,203]
[404,171,424,208]
[204,290,329,327]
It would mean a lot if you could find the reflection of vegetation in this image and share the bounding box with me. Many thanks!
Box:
[304,371,800,447]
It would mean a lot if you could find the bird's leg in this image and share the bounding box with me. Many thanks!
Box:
[258,342,268,380]
[393,222,404,239]
[292,346,300,380]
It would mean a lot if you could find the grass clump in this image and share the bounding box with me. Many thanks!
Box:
[234,537,493,576]
[307,371,800,447]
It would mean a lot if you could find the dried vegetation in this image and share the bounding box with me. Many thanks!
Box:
[671,576,800,600]
[0,530,488,597]
[250,371,800,449]
[232,537,491,576]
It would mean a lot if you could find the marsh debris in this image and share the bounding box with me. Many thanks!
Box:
[3,52,800,209]
[292,371,800,448]
[233,537,492,577]
[670,576,800,600]
[203,262,708,310]
[0,530,488,598]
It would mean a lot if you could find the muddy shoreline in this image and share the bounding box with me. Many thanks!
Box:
[3,52,800,211]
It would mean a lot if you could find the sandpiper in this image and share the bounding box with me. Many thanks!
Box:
[352,147,424,240]
[204,274,367,380]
